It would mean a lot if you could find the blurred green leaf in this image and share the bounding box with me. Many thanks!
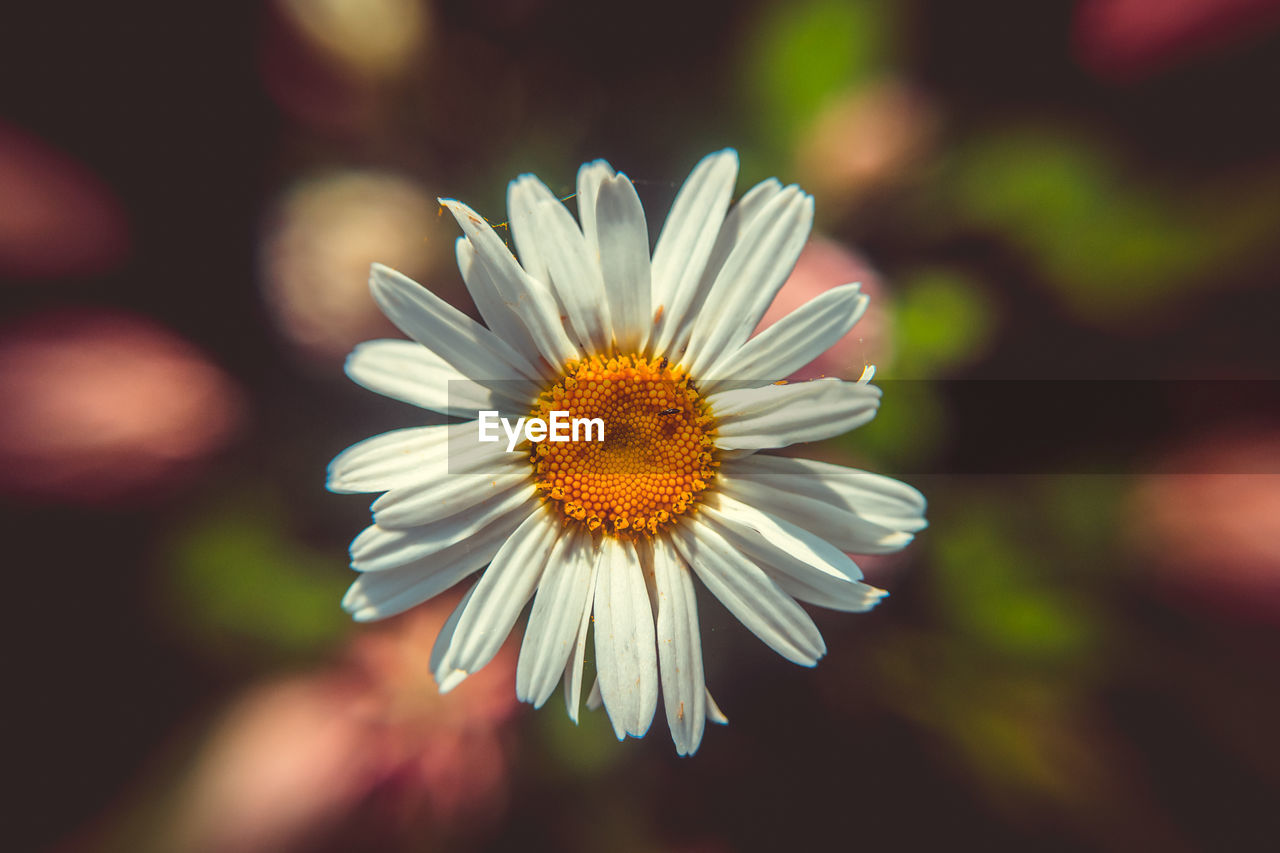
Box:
[949,126,1280,320]
[893,267,996,377]
[161,496,349,665]
[846,376,946,468]
[931,501,1098,663]
[743,0,893,152]
[1040,475,1127,559]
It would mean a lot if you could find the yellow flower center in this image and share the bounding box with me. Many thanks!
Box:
[530,354,717,536]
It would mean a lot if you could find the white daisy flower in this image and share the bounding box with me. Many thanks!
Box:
[328,150,927,755]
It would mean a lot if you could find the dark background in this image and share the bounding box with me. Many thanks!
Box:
[3,1,1279,851]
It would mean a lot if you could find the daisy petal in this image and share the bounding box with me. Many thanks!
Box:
[431,581,478,692]
[440,199,580,368]
[703,494,888,613]
[700,284,868,391]
[371,464,530,529]
[506,176,610,353]
[350,485,536,572]
[650,149,739,355]
[706,689,729,725]
[650,535,707,756]
[595,173,652,353]
[517,526,594,709]
[507,174,553,285]
[438,506,561,677]
[341,509,525,621]
[562,553,600,725]
[345,340,534,417]
[368,263,542,384]
[327,424,468,494]
[672,517,826,666]
[693,177,784,294]
[720,454,927,552]
[575,159,616,264]
[685,187,814,376]
[654,177,785,359]
[593,537,659,739]
[455,237,550,376]
[709,378,881,450]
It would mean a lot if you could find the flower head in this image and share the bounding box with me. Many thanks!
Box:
[329,150,927,754]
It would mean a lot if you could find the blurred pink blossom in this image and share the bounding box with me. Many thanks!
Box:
[0,122,130,279]
[260,171,454,364]
[0,311,244,502]
[753,235,893,381]
[1073,0,1280,81]
[1129,430,1280,621]
[166,597,520,852]
[794,80,939,212]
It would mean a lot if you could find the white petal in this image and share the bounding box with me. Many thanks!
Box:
[431,582,478,692]
[700,284,868,392]
[368,263,542,384]
[344,340,533,417]
[350,484,536,572]
[516,526,594,708]
[695,178,784,289]
[671,517,826,666]
[440,200,579,368]
[595,173,652,353]
[562,552,600,724]
[585,677,602,710]
[327,424,467,495]
[371,464,530,529]
[720,454,927,552]
[455,237,550,377]
[650,150,739,355]
[702,494,887,613]
[437,506,561,677]
[685,188,814,376]
[593,537,659,739]
[341,508,525,620]
[362,421,526,529]
[706,689,729,725]
[505,176,610,353]
[575,159,616,264]
[507,174,552,285]
[709,379,882,450]
[650,534,707,756]
[654,177,785,360]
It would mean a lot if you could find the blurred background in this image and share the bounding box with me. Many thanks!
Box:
[3,1,1280,850]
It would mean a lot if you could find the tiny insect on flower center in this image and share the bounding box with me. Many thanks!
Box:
[530,354,717,536]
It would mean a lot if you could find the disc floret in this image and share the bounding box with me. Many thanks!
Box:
[529,354,716,535]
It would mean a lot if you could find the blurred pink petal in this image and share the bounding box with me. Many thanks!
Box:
[167,675,378,853]
[1073,0,1280,80]
[794,80,939,212]
[1129,431,1280,621]
[167,596,519,852]
[0,311,244,502]
[0,122,130,279]
[754,235,893,380]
